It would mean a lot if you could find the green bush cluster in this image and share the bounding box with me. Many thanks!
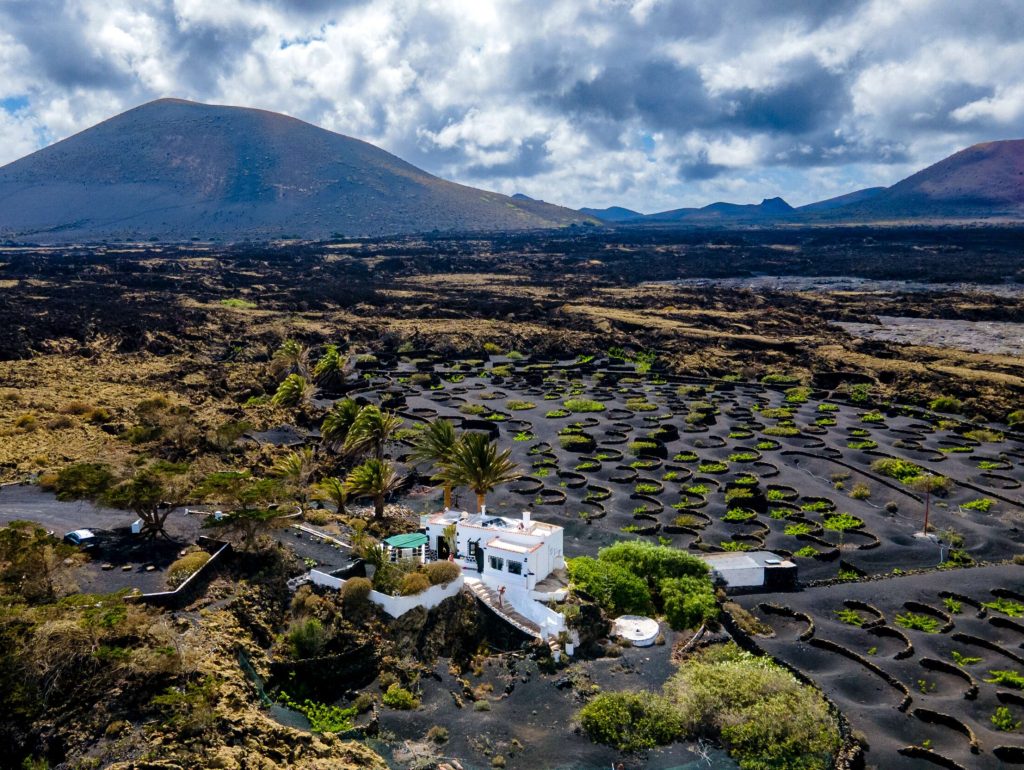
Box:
[569,541,717,631]
[424,561,461,585]
[563,398,605,412]
[166,551,211,589]
[382,683,420,709]
[578,691,683,751]
[581,643,841,769]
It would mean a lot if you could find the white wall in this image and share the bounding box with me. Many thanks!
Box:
[308,570,465,618]
[712,566,764,588]
[503,587,566,638]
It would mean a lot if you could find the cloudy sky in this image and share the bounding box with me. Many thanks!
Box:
[1,0,1023,212]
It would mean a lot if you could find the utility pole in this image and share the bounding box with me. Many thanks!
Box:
[923,482,931,534]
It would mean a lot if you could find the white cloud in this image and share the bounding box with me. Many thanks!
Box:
[0,0,1022,211]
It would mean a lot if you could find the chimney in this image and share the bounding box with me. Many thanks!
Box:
[522,510,531,527]
[480,504,487,516]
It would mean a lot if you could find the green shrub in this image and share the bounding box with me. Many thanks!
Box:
[871,457,925,483]
[950,650,979,666]
[930,395,963,414]
[982,598,1024,618]
[895,612,941,633]
[850,483,871,500]
[1008,409,1024,426]
[426,725,450,743]
[340,577,373,604]
[578,691,682,751]
[784,387,812,404]
[834,608,865,626]
[723,508,755,523]
[719,540,752,552]
[964,428,1003,443]
[674,451,699,462]
[991,706,1022,732]
[460,403,487,416]
[399,572,431,596]
[763,426,800,437]
[563,398,605,412]
[784,523,813,536]
[166,551,211,589]
[220,297,257,309]
[382,683,419,709]
[725,488,754,503]
[793,546,818,558]
[424,561,461,585]
[545,409,571,418]
[962,497,994,512]
[985,670,1024,690]
[43,462,115,501]
[685,483,709,496]
[665,643,841,770]
[698,461,728,473]
[560,434,593,451]
[728,452,758,463]
[567,556,652,616]
[286,617,328,658]
[506,400,536,411]
[598,540,709,585]
[660,576,718,630]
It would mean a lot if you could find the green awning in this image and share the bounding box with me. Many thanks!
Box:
[384,532,428,549]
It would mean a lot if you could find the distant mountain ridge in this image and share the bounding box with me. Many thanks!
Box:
[0,99,590,242]
[582,139,1024,226]
[579,206,643,222]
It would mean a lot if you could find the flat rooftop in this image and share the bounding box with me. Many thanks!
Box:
[700,550,795,571]
[425,510,561,537]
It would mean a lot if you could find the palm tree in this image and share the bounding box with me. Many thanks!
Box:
[345,459,404,519]
[270,338,309,378]
[314,476,348,516]
[271,374,312,408]
[313,344,351,392]
[269,447,316,508]
[344,405,404,460]
[410,418,460,509]
[443,432,520,513]
[321,398,363,451]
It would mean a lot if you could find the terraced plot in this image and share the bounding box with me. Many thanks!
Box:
[735,565,1024,769]
[337,352,1024,584]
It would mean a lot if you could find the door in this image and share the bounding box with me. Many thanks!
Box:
[437,536,450,560]
[475,542,484,573]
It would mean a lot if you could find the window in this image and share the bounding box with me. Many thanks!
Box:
[507,560,523,575]
[489,555,504,571]
[468,541,478,556]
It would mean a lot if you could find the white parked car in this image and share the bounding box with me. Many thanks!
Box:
[63,529,97,549]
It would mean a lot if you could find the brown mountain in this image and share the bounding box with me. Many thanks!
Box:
[0,98,590,242]
[825,139,1024,221]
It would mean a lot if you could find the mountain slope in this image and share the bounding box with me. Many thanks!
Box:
[821,140,1024,220]
[0,99,590,242]
[797,187,886,212]
[642,196,794,223]
[579,206,643,222]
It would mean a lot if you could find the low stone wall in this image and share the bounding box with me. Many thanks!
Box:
[132,536,232,609]
[308,569,465,618]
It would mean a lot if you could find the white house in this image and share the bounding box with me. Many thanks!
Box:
[421,509,565,593]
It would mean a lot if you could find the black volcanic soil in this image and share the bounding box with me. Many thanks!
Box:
[735,565,1024,770]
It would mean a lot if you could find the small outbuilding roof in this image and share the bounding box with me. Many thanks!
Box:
[384,532,428,549]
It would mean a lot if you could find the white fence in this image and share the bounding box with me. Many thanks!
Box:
[308,569,465,618]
